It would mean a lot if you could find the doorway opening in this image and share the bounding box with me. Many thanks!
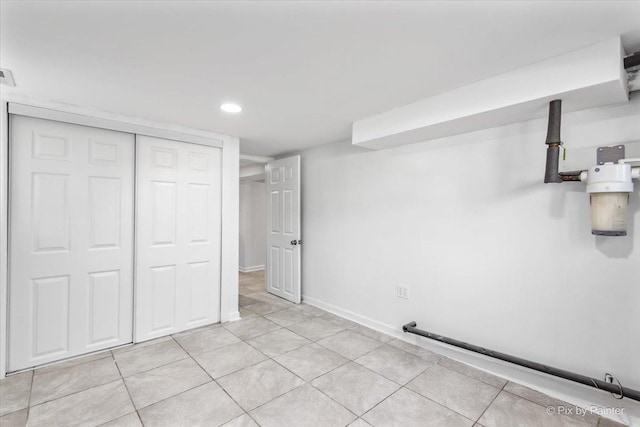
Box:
[238,155,271,317]
[238,154,302,319]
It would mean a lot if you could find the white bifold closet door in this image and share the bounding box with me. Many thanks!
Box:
[9,115,134,371]
[135,135,222,341]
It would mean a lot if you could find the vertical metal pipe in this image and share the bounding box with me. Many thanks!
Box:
[544,100,563,183]
[545,100,562,144]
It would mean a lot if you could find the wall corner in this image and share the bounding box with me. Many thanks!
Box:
[220,136,239,323]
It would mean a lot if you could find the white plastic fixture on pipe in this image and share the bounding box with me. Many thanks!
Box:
[586,163,634,236]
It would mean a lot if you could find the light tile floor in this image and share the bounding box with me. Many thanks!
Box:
[0,271,626,427]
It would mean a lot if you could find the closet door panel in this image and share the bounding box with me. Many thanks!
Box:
[135,135,221,341]
[8,115,134,371]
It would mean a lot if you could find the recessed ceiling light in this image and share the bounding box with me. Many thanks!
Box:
[220,103,242,113]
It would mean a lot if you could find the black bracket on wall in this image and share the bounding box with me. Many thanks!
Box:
[402,321,640,402]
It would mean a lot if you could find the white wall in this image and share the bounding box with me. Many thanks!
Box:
[220,136,240,323]
[299,96,640,422]
[239,180,266,271]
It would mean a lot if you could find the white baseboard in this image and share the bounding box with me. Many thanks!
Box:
[239,265,265,273]
[225,310,241,322]
[301,294,639,426]
[302,295,406,340]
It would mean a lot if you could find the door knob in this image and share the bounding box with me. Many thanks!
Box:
[290,240,298,246]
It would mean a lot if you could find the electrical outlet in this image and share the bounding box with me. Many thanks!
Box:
[397,284,409,299]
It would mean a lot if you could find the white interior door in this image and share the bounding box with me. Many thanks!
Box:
[266,156,301,303]
[9,115,134,371]
[135,135,222,341]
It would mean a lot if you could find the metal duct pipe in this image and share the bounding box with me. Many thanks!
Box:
[403,321,640,402]
[544,99,563,183]
[624,51,640,70]
[624,52,640,93]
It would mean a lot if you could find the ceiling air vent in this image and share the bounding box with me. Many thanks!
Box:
[0,68,16,87]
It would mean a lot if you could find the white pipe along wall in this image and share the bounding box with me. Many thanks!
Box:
[298,95,640,425]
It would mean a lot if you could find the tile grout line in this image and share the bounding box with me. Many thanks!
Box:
[498,389,600,426]
[238,277,362,423]
[330,357,424,419]
[241,384,310,421]
[223,301,356,422]
[353,356,432,389]
[118,351,240,426]
[12,349,114,378]
[254,375,360,423]
[244,349,359,423]
[170,335,274,426]
[112,337,228,423]
[261,320,414,421]
[274,347,351,383]
[243,411,263,427]
[242,334,312,359]
[258,286,508,423]
[281,321,346,343]
[127,380,230,424]
[474,380,508,424]
[212,360,266,425]
[114,353,191,380]
[242,273,532,426]
[171,331,270,426]
[222,316,285,341]
[313,335,426,387]
[167,334,247,425]
[400,384,479,425]
[15,273,564,427]
[24,369,35,425]
[25,357,123,408]
[281,289,515,395]
[191,322,286,380]
[214,379,263,427]
[395,345,511,393]
[206,353,270,382]
[304,380,360,421]
[499,384,600,425]
[436,357,508,389]
[112,352,145,426]
[25,378,125,418]
[358,386,404,422]
[170,335,215,383]
[402,377,497,424]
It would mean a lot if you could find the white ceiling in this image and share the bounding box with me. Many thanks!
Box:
[240,159,260,168]
[1,1,639,157]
